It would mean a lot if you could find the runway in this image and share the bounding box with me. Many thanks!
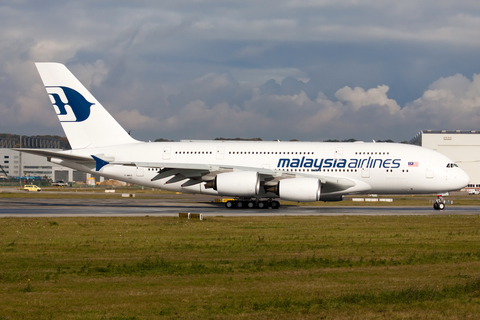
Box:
[1,197,479,217]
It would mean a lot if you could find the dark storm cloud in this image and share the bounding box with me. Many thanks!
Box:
[1,1,480,142]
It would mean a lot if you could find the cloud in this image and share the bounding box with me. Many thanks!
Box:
[427,73,472,98]
[70,60,109,90]
[1,1,480,142]
[144,69,480,141]
[168,73,251,109]
[30,40,76,62]
[402,73,480,129]
[335,85,400,114]
[115,109,160,131]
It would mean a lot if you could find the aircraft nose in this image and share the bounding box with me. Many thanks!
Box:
[452,168,470,190]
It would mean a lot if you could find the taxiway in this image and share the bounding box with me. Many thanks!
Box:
[0,197,479,217]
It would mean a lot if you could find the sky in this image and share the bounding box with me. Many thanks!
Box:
[2,1,480,142]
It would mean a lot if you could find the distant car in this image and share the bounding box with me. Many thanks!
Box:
[468,189,480,195]
[52,180,67,187]
[24,185,41,192]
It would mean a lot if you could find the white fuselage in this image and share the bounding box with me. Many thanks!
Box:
[31,63,470,202]
[51,140,470,198]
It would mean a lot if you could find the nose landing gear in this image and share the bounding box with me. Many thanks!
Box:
[433,195,445,210]
[433,202,445,210]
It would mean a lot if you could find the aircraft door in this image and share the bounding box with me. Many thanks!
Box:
[361,167,370,178]
[216,147,224,160]
[426,165,434,179]
[136,167,144,177]
[335,148,343,159]
[361,159,370,178]
[162,146,171,160]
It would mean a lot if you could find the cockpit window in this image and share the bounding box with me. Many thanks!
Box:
[446,163,459,168]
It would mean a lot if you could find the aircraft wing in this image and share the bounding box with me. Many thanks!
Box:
[111,160,356,192]
[13,149,359,193]
[110,160,285,186]
[13,148,94,162]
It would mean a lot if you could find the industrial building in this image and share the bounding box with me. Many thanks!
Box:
[0,136,103,183]
[0,148,96,183]
[410,130,479,188]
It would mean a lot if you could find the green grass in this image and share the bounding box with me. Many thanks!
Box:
[1,215,480,319]
[0,187,184,200]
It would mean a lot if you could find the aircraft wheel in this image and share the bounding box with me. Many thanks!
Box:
[257,201,266,209]
[247,201,256,209]
[225,201,234,209]
[438,203,445,210]
[271,201,280,209]
[433,202,439,210]
[236,201,244,209]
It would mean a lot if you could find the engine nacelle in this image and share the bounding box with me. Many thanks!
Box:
[213,171,260,197]
[278,178,321,202]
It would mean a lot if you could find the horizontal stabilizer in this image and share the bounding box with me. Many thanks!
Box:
[14,148,93,162]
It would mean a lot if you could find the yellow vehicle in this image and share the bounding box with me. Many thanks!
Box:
[215,198,236,203]
[23,185,42,192]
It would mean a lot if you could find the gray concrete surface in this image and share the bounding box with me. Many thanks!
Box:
[0,197,479,217]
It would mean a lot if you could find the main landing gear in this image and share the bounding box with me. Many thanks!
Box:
[225,199,280,209]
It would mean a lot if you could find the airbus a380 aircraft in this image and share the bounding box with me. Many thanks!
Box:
[17,63,469,210]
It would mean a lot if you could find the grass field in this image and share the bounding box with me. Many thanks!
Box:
[1,214,480,319]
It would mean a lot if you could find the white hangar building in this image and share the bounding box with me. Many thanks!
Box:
[0,148,85,182]
[0,136,103,183]
[410,130,479,189]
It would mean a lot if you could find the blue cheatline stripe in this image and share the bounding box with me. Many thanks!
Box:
[91,155,109,171]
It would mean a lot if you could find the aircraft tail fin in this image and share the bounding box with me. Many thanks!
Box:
[35,62,139,149]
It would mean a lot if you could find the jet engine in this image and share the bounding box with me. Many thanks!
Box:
[208,171,260,197]
[278,178,321,202]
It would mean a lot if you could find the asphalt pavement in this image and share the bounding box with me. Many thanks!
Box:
[1,197,479,217]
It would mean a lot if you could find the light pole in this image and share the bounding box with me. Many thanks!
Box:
[19,135,22,188]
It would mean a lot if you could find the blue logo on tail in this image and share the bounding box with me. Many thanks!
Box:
[46,86,94,122]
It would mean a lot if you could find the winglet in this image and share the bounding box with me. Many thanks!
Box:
[91,155,109,171]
